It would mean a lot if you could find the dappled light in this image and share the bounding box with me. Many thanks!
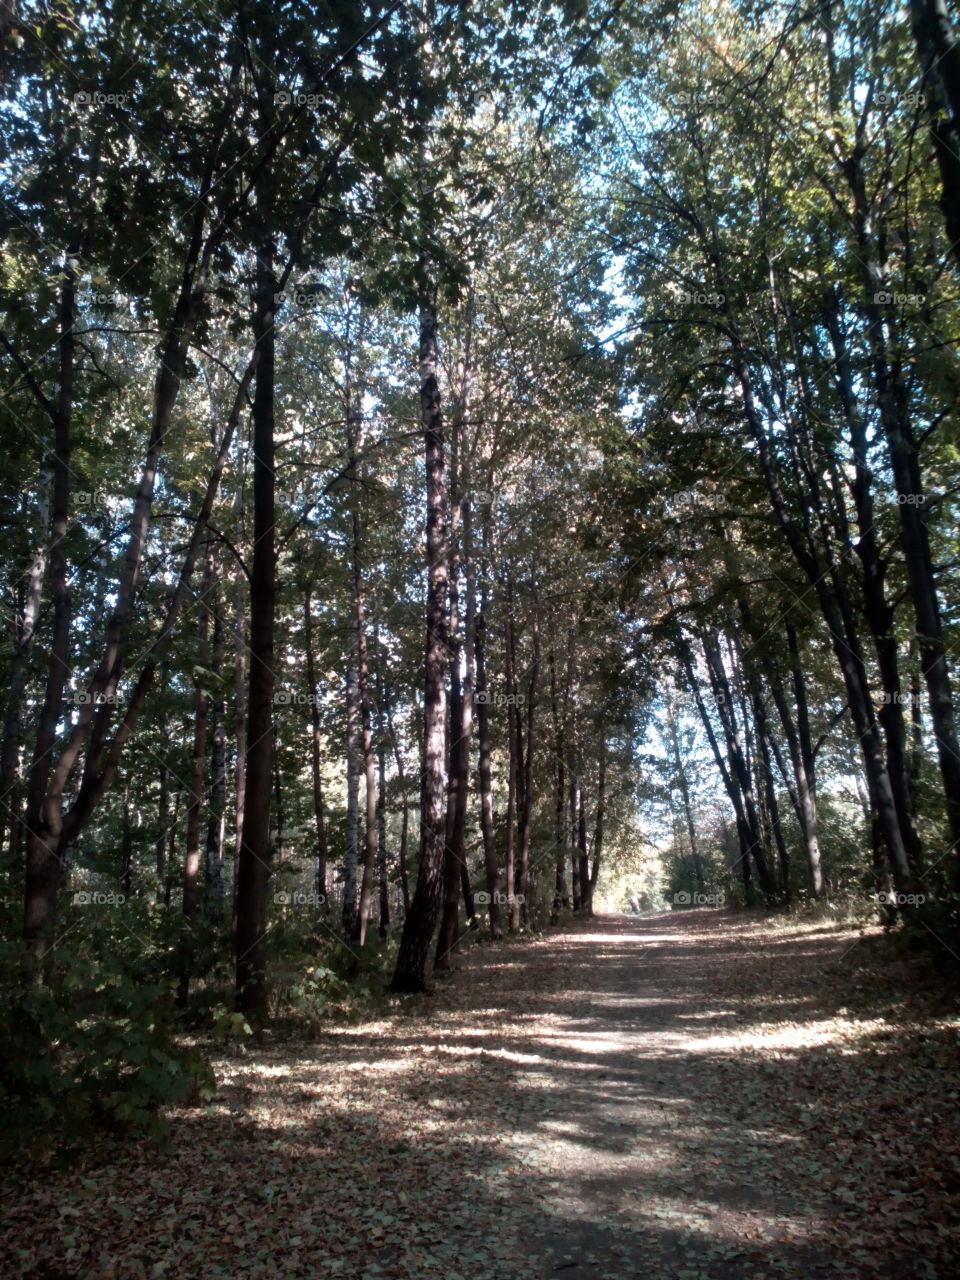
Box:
[5,913,958,1278]
[2,0,960,1276]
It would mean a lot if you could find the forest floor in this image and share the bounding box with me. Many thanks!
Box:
[3,909,960,1280]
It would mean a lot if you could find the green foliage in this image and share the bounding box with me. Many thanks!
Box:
[0,938,214,1166]
[284,964,353,1030]
[267,926,402,1030]
[661,837,731,910]
[211,1006,253,1048]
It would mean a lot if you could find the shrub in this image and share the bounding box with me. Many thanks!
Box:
[0,939,214,1165]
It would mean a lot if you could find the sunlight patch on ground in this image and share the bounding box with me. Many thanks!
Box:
[628,1198,816,1246]
[538,1031,641,1056]
[673,1007,740,1021]
[571,930,688,945]
[683,1016,897,1054]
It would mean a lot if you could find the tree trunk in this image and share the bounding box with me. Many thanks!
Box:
[40,210,214,873]
[232,496,248,929]
[908,642,924,820]
[235,241,276,1020]
[702,633,776,898]
[178,546,212,1005]
[504,606,520,930]
[22,261,75,963]
[156,748,169,901]
[910,0,960,273]
[0,483,47,861]
[457,366,478,934]
[436,430,464,970]
[764,664,818,896]
[205,614,227,923]
[678,641,759,899]
[121,786,134,900]
[386,697,411,917]
[343,646,360,936]
[668,694,704,892]
[565,627,584,912]
[389,268,449,993]
[590,738,606,902]
[786,624,825,897]
[376,655,389,938]
[349,394,379,947]
[435,624,464,966]
[165,788,180,909]
[825,291,923,872]
[577,764,590,917]
[569,771,582,910]
[273,734,284,868]
[398,796,410,918]
[719,313,916,890]
[474,580,503,938]
[844,149,960,880]
[304,593,329,907]
[516,600,539,926]
[549,650,569,918]
[437,345,477,965]
[753,693,790,900]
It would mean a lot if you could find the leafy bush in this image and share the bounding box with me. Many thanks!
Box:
[267,928,401,1030]
[211,1006,253,1049]
[0,939,214,1165]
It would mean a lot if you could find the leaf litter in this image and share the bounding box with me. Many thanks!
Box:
[2,910,958,1279]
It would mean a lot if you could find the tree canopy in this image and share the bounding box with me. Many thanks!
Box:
[1,0,959,1164]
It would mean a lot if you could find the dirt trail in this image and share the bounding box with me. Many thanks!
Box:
[3,911,958,1279]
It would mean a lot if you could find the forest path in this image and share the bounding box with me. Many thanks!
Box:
[3,910,958,1279]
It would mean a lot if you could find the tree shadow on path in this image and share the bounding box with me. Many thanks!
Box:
[2,911,957,1279]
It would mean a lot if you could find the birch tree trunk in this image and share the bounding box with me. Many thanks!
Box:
[235,241,277,1020]
[474,575,503,938]
[205,617,227,924]
[516,600,539,927]
[350,392,379,947]
[343,644,360,936]
[549,649,569,919]
[304,593,328,906]
[177,546,212,1005]
[389,262,449,993]
[376,655,389,938]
